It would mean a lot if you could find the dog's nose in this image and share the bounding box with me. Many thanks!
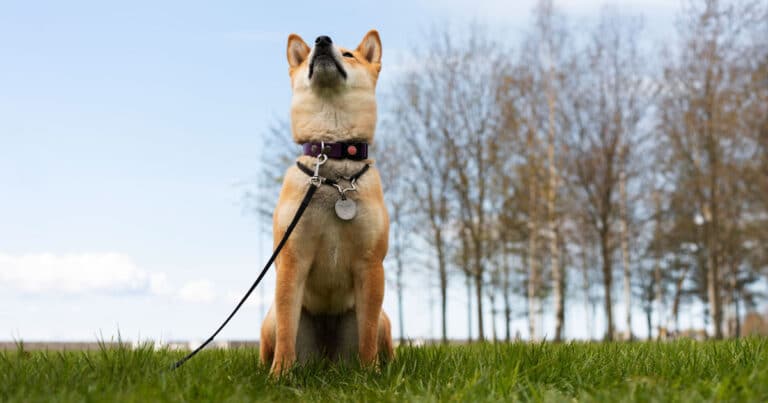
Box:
[315,35,333,48]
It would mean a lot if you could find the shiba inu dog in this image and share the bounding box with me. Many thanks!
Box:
[259,30,393,376]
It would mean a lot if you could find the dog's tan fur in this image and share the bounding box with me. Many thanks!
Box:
[259,30,393,376]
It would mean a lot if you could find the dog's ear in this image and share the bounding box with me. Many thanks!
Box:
[287,34,310,68]
[356,30,382,66]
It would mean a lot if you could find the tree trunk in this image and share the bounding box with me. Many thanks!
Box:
[397,270,404,342]
[734,289,741,338]
[490,291,497,343]
[466,275,473,342]
[654,260,663,339]
[504,297,511,342]
[580,233,593,340]
[503,245,512,342]
[552,233,564,342]
[706,223,723,339]
[727,261,739,338]
[546,59,564,343]
[619,169,632,341]
[435,231,448,344]
[475,268,485,341]
[702,46,723,340]
[653,191,664,339]
[645,308,652,340]
[528,178,539,341]
[706,219,723,339]
[601,229,615,341]
[670,269,688,335]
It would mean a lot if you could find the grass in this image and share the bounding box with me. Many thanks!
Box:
[1,339,767,402]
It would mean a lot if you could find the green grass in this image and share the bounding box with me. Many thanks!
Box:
[1,339,767,402]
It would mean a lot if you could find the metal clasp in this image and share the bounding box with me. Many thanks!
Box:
[309,143,328,187]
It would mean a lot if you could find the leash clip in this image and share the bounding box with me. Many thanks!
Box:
[310,143,328,187]
[310,176,325,187]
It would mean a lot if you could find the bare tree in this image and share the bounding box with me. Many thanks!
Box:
[387,27,508,342]
[376,134,414,342]
[432,27,512,341]
[658,0,767,338]
[386,39,456,342]
[564,9,649,341]
[532,0,569,342]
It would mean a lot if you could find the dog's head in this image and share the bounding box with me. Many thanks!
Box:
[286,30,382,144]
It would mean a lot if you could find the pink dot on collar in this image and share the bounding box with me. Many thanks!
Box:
[347,145,357,156]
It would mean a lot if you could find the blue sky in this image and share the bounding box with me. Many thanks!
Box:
[0,0,681,342]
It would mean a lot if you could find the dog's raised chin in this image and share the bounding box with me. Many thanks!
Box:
[286,30,382,144]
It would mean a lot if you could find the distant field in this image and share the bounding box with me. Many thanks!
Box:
[1,339,766,402]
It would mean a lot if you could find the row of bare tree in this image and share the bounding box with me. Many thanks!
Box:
[375,0,767,341]
[255,0,767,341]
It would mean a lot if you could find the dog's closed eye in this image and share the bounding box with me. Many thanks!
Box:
[342,51,355,58]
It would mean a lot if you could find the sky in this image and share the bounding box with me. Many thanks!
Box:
[0,0,683,343]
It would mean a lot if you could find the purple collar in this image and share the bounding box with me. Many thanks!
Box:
[302,141,369,160]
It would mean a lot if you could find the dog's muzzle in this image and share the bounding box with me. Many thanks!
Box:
[308,35,347,82]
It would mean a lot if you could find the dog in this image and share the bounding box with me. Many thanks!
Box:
[259,30,394,376]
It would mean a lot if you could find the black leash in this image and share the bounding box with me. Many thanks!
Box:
[171,181,319,370]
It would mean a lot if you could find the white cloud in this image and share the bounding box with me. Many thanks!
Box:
[177,280,217,303]
[0,252,169,295]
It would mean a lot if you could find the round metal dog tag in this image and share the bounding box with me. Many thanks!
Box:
[335,198,357,220]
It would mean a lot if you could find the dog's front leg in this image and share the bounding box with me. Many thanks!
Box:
[354,262,385,366]
[271,250,307,377]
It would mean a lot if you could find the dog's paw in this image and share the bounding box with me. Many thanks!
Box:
[269,353,296,379]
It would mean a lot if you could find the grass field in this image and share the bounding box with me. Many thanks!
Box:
[2,339,767,402]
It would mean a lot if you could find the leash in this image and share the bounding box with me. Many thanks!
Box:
[296,161,370,221]
[171,155,328,370]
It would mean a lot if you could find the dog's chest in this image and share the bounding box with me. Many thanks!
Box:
[302,222,358,311]
[286,158,386,313]
[301,188,373,312]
